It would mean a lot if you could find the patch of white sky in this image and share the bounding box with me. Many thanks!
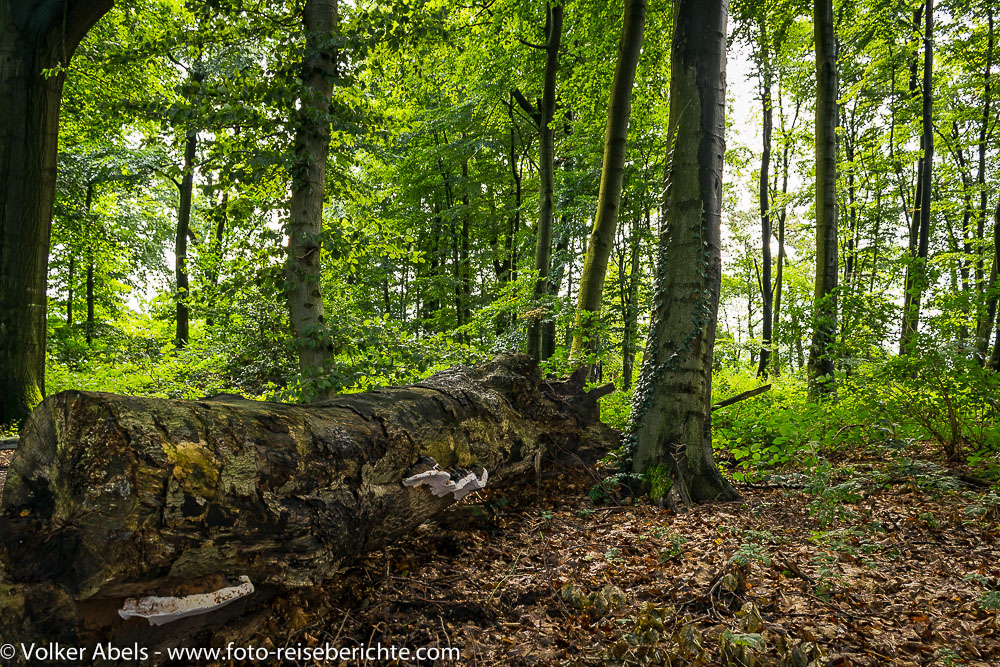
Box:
[720,35,798,347]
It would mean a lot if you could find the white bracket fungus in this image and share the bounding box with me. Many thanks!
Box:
[402,463,488,500]
[118,575,254,626]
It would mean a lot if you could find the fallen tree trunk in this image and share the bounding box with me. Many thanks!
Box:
[0,355,616,644]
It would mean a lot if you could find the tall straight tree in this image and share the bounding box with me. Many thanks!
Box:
[973,6,996,361]
[630,0,740,504]
[174,121,199,349]
[899,0,934,354]
[286,0,338,379]
[517,0,562,360]
[808,0,839,391]
[0,0,112,426]
[570,0,647,358]
[756,25,774,378]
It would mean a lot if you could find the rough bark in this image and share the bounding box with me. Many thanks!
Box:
[0,355,617,643]
[0,0,113,426]
[629,0,740,504]
[808,0,839,393]
[570,0,646,358]
[524,1,562,361]
[286,0,338,377]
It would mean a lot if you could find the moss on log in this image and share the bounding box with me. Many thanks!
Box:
[0,355,615,643]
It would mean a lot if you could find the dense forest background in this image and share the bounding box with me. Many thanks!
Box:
[26,0,1000,481]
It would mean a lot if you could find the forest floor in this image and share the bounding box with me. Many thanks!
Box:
[3,445,999,665]
[204,445,1000,666]
[0,449,10,499]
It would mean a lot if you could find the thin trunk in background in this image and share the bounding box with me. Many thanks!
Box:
[772,97,799,377]
[571,0,647,358]
[520,0,562,360]
[757,53,773,378]
[174,127,198,349]
[975,6,996,360]
[808,0,839,393]
[900,0,934,354]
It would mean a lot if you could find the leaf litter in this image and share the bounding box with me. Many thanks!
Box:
[5,444,1000,665]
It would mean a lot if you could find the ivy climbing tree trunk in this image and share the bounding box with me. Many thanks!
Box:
[808,0,839,392]
[570,0,646,359]
[629,0,740,504]
[0,0,113,427]
[286,0,338,379]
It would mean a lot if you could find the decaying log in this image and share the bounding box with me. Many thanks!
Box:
[0,355,616,643]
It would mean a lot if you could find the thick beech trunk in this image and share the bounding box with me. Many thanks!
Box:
[629,0,739,504]
[0,355,616,643]
[0,0,113,425]
[286,0,338,377]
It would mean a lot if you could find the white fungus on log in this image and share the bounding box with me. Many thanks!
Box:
[402,463,488,500]
[118,576,254,626]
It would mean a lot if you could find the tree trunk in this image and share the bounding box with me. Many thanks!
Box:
[772,97,799,377]
[66,256,75,328]
[460,156,472,338]
[621,208,647,391]
[0,355,617,643]
[205,189,229,328]
[525,1,562,360]
[757,69,773,378]
[975,7,996,360]
[286,0,338,378]
[900,0,934,355]
[175,129,197,349]
[0,0,113,426]
[981,201,1000,362]
[571,0,646,358]
[542,226,570,360]
[629,0,739,504]
[808,0,839,393]
[86,255,95,346]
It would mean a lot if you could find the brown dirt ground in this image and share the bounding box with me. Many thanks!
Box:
[0,449,11,497]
